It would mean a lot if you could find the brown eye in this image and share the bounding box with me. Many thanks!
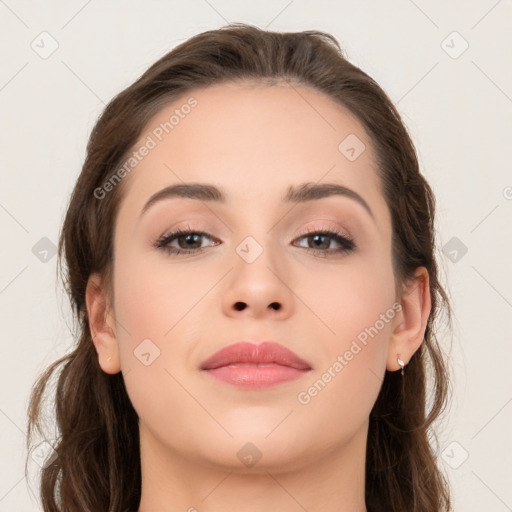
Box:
[154,229,219,255]
[293,228,356,257]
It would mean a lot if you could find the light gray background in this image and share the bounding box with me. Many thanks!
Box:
[1,1,511,511]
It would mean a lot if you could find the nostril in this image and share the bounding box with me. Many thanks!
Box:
[233,302,281,311]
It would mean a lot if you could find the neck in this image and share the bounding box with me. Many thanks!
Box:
[137,421,369,512]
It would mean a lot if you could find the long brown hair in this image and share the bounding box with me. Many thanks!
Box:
[26,22,453,511]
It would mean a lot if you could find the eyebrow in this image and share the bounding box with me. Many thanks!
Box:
[139,181,374,220]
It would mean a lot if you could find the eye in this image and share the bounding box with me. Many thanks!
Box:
[293,226,356,257]
[154,227,219,255]
[154,225,356,257]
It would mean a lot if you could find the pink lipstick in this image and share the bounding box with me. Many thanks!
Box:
[200,341,312,389]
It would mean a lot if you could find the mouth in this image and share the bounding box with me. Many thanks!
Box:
[200,341,312,389]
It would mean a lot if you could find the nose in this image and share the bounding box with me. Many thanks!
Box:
[221,242,294,320]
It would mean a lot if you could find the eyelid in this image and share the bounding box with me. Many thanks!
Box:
[295,223,354,243]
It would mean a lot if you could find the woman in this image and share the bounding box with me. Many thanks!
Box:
[26,22,453,512]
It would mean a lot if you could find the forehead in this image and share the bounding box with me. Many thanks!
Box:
[116,81,387,225]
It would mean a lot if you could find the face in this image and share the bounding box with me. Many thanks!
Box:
[103,81,400,471]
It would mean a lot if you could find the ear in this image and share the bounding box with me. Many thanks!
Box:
[387,266,431,372]
[85,272,121,374]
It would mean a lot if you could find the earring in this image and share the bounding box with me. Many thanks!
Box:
[397,355,405,376]
[107,356,112,362]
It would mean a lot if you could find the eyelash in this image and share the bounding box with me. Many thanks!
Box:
[154,225,356,258]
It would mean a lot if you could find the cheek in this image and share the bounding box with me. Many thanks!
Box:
[111,255,206,443]
[294,279,395,447]
[298,253,396,345]
[294,256,395,409]
[114,253,204,343]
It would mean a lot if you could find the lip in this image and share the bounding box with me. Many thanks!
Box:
[200,341,312,389]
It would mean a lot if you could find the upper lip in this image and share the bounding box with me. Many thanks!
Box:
[200,341,312,371]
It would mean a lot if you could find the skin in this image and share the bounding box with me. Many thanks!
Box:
[86,81,431,512]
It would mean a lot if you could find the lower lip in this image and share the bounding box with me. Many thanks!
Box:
[202,364,310,389]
